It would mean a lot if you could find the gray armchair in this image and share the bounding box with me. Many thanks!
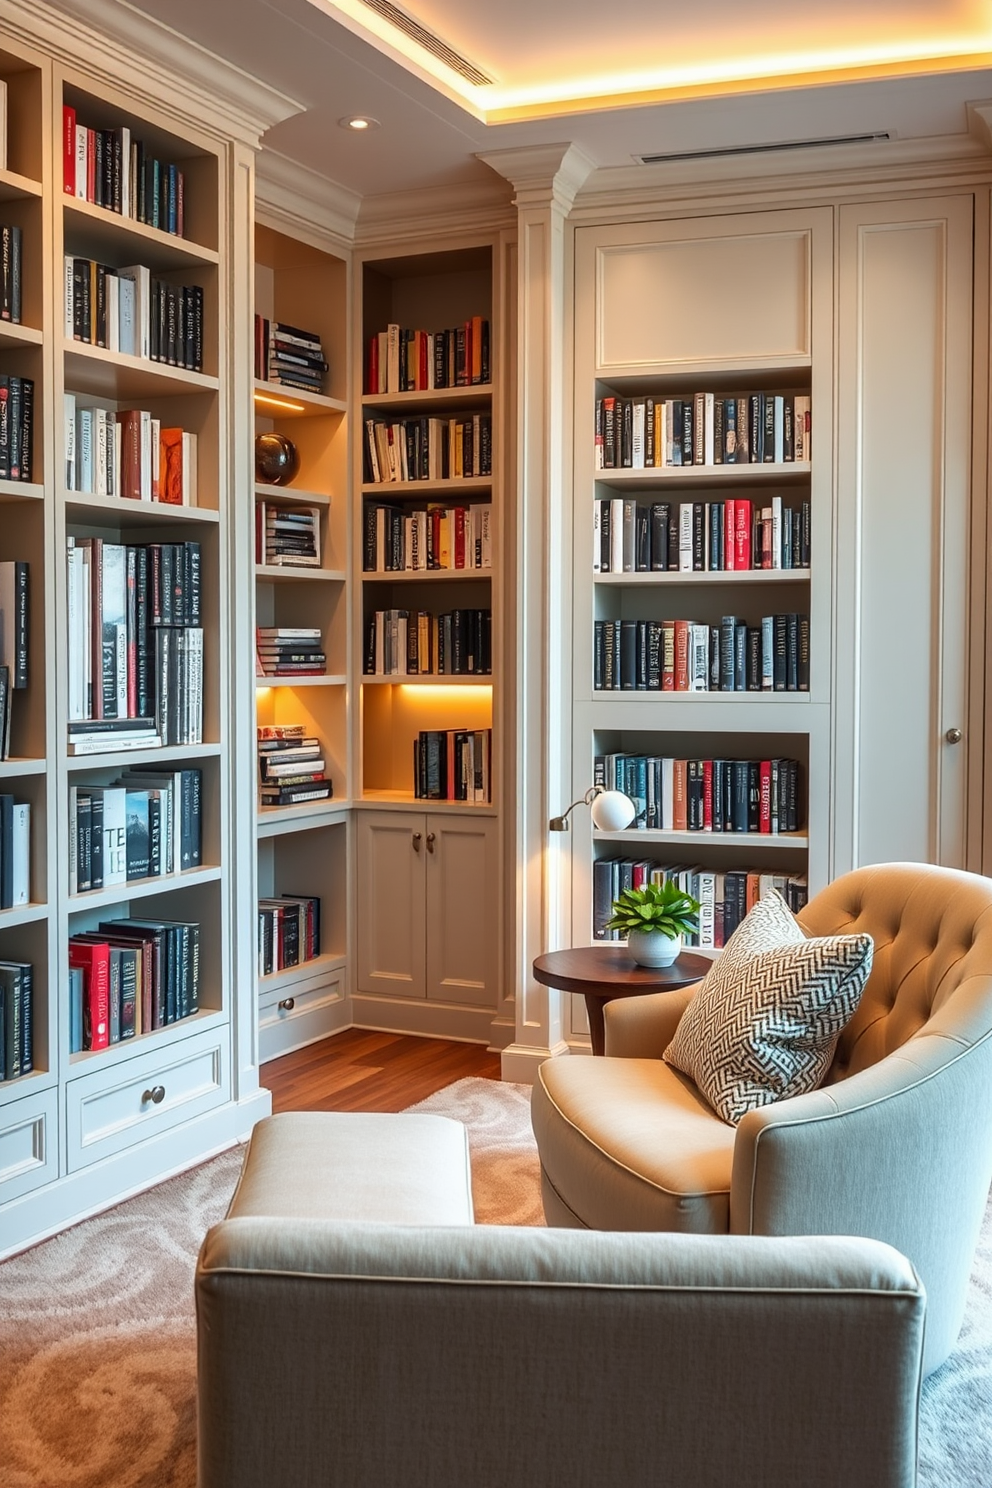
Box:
[531,861,992,1374]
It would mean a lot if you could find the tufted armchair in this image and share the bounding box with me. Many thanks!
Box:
[531,862,992,1375]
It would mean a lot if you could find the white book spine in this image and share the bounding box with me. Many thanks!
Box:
[630,400,645,470]
[610,497,623,574]
[771,495,782,570]
[74,124,87,199]
[679,503,694,573]
[10,800,29,905]
[63,255,74,339]
[592,501,601,573]
[704,392,715,465]
[64,393,76,490]
[691,623,710,691]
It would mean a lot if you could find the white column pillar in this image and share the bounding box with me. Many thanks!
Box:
[477,144,595,1083]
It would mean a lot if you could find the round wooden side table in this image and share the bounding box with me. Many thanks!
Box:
[532,944,711,1056]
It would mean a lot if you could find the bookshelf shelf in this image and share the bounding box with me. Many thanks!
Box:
[66,1004,227,1073]
[594,829,810,850]
[253,380,345,418]
[256,802,348,837]
[361,674,493,687]
[594,568,810,587]
[356,789,496,815]
[0,480,44,502]
[259,951,345,993]
[256,673,347,688]
[0,167,42,203]
[67,864,222,911]
[63,341,218,399]
[361,476,492,499]
[63,492,219,525]
[255,565,345,584]
[0,321,42,349]
[0,902,48,928]
[63,196,221,268]
[597,462,811,489]
[254,482,330,508]
[363,384,493,413]
[0,757,47,777]
[362,567,492,584]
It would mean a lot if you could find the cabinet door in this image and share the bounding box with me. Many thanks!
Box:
[425,815,498,1007]
[836,196,973,870]
[356,811,426,999]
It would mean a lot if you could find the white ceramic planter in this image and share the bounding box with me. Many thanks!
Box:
[626,928,682,968]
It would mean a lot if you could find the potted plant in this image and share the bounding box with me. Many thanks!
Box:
[604,881,701,967]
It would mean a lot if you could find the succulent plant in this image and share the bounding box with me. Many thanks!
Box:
[604,880,700,938]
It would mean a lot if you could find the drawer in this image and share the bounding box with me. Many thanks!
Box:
[259,969,345,1062]
[66,1027,229,1172]
[0,1084,58,1204]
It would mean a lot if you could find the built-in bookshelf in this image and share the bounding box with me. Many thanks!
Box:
[252,219,350,1061]
[0,21,273,1254]
[351,241,502,1039]
[569,214,833,1030]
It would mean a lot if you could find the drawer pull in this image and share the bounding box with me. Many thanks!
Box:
[278,998,296,1012]
[142,1085,166,1106]
[426,832,436,853]
[412,832,422,852]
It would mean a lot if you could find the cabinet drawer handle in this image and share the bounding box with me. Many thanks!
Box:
[946,727,963,744]
[278,997,296,1012]
[142,1085,166,1106]
[412,832,422,851]
[426,832,436,853]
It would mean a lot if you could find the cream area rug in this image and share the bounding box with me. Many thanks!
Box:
[0,1074,987,1487]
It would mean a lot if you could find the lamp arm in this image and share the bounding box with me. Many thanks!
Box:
[549,787,601,832]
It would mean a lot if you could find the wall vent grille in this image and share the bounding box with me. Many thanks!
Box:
[637,132,890,165]
[359,0,494,85]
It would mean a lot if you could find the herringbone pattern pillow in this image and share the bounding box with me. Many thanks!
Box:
[664,889,873,1125]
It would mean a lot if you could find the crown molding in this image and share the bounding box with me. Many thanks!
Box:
[569,131,992,223]
[355,177,514,246]
[6,0,304,148]
[256,149,361,250]
[477,142,597,214]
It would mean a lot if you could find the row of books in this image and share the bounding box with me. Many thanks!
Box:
[363,413,493,484]
[0,375,34,482]
[594,497,811,575]
[255,626,325,679]
[595,391,811,470]
[258,894,321,975]
[253,316,327,393]
[68,767,203,894]
[0,223,22,323]
[64,397,197,504]
[69,917,200,1052]
[0,961,32,1080]
[363,501,493,574]
[593,754,804,834]
[593,614,810,692]
[0,669,12,762]
[366,318,490,394]
[66,537,204,740]
[592,861,809,946]
[62,106,186,236]
[255,501,321,568]
[257,726,333,807]
[364,608,492,677]
[64,257,204,370]
[414,728,492,803]
[0,795,29,909]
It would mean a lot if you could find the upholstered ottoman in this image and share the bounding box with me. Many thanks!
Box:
[217,1109,474,1226]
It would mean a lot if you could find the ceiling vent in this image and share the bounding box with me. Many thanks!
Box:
[636,132,890,166]
[358,0,494,85]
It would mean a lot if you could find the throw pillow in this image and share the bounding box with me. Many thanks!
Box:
[663,889,873,1125]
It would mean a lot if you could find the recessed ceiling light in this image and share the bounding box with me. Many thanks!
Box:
[339,115,380,131]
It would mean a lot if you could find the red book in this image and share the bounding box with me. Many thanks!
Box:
[724,499,736,569]
[62,105,76,194]
[116,409,142,501]
[673,619,690,691]
[417,330,428,391]
[453,506,465,569]
[759,760,772,833]
[366,334,378,396]
[69,938,111,1050]
[734,499,752,570]
[702,759,713,831]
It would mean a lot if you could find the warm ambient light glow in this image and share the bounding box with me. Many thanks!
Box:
[339,115,380,130]
[396,684,493,697]
[254,391,307,413]
[306,0,992,123]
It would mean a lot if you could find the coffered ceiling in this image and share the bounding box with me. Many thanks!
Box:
[67,0,992,200]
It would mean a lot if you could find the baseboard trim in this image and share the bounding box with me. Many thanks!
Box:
[500,1039,570,1084]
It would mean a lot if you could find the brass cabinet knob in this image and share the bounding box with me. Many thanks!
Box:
[141,1085,166,1105]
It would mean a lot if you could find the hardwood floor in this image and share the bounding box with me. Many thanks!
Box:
[261,1029,503,1114]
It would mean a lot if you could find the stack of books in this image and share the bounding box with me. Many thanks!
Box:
[64,397,197,505]
[69,916,200,1051]
[414,728,491,803]
[254,316,327,394]
[0,376,34,481]
[255,627,326,679]
[68,767,203,893]
[257,725,333,807]
[64,257,204,370]
[62,105,186,236]
[255,501,320,567]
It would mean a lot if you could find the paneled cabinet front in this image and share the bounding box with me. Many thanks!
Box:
[356,810,497,1007]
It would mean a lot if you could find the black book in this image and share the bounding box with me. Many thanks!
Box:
[634,506,650,571]
[0,375,8,478]
[681,400,693,464]
[749,393,763,463]
[713,397,724,464]
[646,621,662,691]
[1,962,21,1078]
[719,616,736,692]
[619,620,637,691]
[783,396,795,460]
[650,503,669,571]
[763,393,776,461]
[798,615,810,691]
[786,613,799,691]
[19,378,32,483]
[666,508,679,571]
[687,760,704,830]
[708,502,722,570]
[17,961,31,1073]
[730,761,749,833]
[748,761,761,832]
[601,620,616,691]
[620,399,633,467]
[734,623,747,692]
[600,500,611,572]
[7,377,21,481]
[746,627,761,691]
[593,621,605,690]
[635,621,649,690]
[692,503,705,570]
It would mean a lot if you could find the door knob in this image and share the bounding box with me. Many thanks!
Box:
[945,727,963,744]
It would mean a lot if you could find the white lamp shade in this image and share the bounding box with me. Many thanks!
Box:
[589,789,636,832]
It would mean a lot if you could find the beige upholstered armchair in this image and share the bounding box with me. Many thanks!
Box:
[531,862,992,1375]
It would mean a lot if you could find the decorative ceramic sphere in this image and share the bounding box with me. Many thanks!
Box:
[254,432,300,486]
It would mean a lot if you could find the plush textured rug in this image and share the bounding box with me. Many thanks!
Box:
[0,1075,987,1487]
